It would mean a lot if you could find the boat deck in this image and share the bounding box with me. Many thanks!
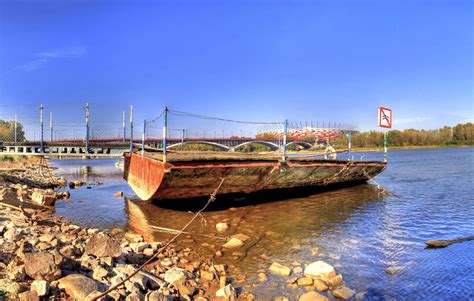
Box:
[144,151,383,164]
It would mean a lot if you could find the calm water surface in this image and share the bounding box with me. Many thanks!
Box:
[51,147,474,300]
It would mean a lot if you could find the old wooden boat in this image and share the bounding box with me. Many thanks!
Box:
[124,151,386,201]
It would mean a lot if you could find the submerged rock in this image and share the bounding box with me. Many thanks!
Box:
[269,262,292,277]
[333,286,355,299]
[299,291,329,301]
[216,223,229,233]
[222,238,244,249]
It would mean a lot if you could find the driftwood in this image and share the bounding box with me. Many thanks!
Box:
[425,236,474,248]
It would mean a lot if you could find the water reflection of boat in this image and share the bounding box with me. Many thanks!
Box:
[124,152,386,201]
[124,184,385,245]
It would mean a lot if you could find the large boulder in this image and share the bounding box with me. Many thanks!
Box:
[304,261,336,278]
[24,252,62,281]
[85,233,121,258]
[31,190,57,206]
[58,274,102,300]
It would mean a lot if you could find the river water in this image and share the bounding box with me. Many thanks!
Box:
[51,147,474,300]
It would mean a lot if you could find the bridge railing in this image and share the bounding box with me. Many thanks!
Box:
[1,104,358,159]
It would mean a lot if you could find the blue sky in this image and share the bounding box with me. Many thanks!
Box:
[0,0,472,137]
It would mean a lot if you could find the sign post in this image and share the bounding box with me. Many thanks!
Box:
[378,107,392,163]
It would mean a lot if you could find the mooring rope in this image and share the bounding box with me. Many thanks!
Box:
[91,177,226,300]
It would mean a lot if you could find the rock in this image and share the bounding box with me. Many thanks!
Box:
[297,277,313,286]
[85,291,106,301]
[31,190,57,206]
[143,248,154,257]
[231,233,250,242]
[333,286,355,299]
[85,233,121,258]
[299,291,329,301]
[130,242,149,253]
[18,290,40,301]
[31,280,49,296]
[58,274,102,300]
[200,270,214,281]
[92,267,109,281]
[0,188,19,202]
[384,267,400,275]
[163,267,192,286]
[4,227,23,241]
[355,291,366,300]
[313,279,329,292]
[216,223,229,233]
[325,274,343,288]
[222,238,244,249]
[6,258,26,281]
[113,191,123,197]
[7,282,26,298]
[269,262,292,277]
[24,252,62,281]
[215,284,237,301]
[258,272,268,282]
[125,292,145,301]
[304,261,336,278]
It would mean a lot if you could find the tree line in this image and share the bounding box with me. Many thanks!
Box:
[0,120,25,142]
[333,123,474,148]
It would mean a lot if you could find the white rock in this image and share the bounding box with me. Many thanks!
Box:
[215,284,236,301]
[222,238,244,249]
[31,280,49,296]
[215,223,229,233]
[304,261,336,278]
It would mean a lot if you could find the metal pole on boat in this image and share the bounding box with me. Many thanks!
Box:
[49,112,52,141]
[181,129,185,150]
[384,130,388,163]
[348,130,352,161]
[163,106,168,163]
[122,111,126,142]
[129,105,133,153]
[85,103,90,154]
[282,119,288,162]
[40,104,44,151]
[142,120,146,156]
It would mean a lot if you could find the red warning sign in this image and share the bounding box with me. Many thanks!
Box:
[378,107,392,128]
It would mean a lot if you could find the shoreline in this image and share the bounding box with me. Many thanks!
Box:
[288,144,473,155]
[0,157,359,300]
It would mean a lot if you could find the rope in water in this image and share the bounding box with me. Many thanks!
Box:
[90,177,226,300]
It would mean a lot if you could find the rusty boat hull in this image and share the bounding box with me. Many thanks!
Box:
[124,152,386,201]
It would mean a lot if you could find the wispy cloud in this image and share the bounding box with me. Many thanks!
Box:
[17,46,86,71]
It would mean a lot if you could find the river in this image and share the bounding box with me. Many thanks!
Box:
[51,147,474,300]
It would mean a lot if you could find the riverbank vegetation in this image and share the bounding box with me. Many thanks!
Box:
[333,123,473,149]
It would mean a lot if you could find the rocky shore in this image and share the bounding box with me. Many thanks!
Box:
[0,157,358,300]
